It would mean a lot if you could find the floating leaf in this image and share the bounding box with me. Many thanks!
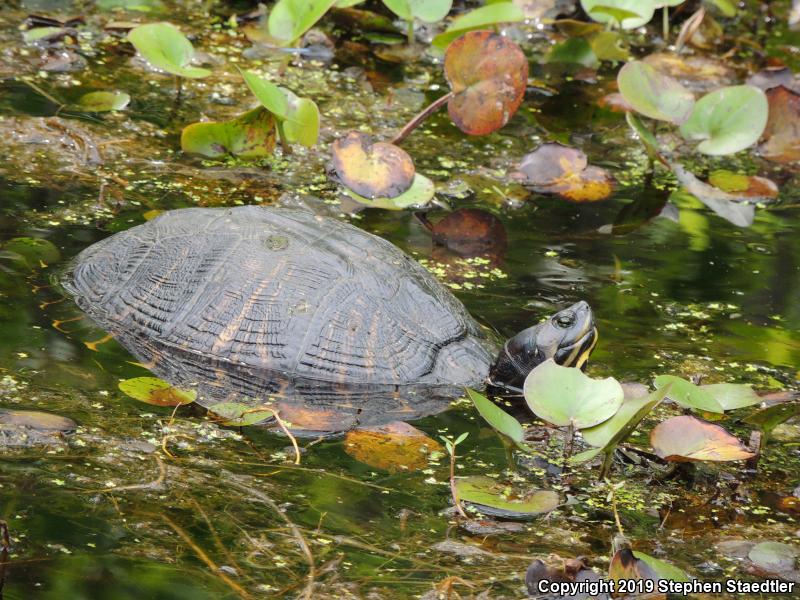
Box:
[632,551,690,583]
[444,31,528,136]
[342,173,435,210]
[118,377,197,406]
[515,143,615,202]
[331,131,415,199]
[679,85,768,155]
[383,0,452,23]
[650,415,755,462]
[241,71,320,147]
[127,22,211,78]
[580,384,669,450]
[581,0,655,29]
[181,108,277,158]
[77,91,131,112]
[268,0,338,45]
[700,383,762,411]
[2,237,60,269]
[210,402,275,426]
[523,359,624,429]
[467,389,525,445]
[609,548,660,584]
[455,476,559,520]
[671,163,756,228]
[743,402,800,437]
[23,27,70,43]
[707,170,778,198]
[344,421,442,473]
[653,375,724,413]
[760,86,800,163]
[748,542,799,573]
[617,60,694,123]
[0,410,76,432]
[431,3,525,51]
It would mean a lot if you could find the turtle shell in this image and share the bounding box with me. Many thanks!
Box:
[63,206,496,392]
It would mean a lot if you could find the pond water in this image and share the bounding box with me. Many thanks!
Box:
[0,1,799,598]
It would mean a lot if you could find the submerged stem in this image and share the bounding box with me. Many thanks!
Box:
[663,7,669,43]
[391,91,454,145]
[406,19,415,45]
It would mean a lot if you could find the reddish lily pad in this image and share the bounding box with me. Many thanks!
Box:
[650,415,755,462]
[331,131,415,199]
[514,143,615,202]
[760,85,800,163]
[344,421,442,473]
[444,31,528,136]
[181,108,277,158]
[118,377,197,406]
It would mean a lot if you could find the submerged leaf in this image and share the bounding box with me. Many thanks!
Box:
[0,410,76,432]
[748,542,799,574]
[679,85,768,155]
[707,170,778,198]
[444,31,528,136]
[2,237,60,269]
[118,377,196,406]
[523,359,624,429]
[515,143,614,202]
[650,415,754,462]
[671,163,756,228]
[181,108,277,158]
[127,22,210,78]
[456,476,559,519]
[344,421,442,473]
[210,402,275,426]
[617,60,694,123]
[743,402,800,436]
[332,131,415,199]
[77,91,131,112]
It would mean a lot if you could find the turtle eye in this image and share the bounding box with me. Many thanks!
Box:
[555,313,575,328]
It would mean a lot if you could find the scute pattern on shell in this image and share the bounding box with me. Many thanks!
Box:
[63,206,495,389]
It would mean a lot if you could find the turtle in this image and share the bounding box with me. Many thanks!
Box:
[61,206,597,432]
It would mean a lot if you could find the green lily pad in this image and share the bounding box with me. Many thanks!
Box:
[210,402,275,426]
[455,476,559,520]
[632,551,690,582]
[467,388,525,445]
[127,22,210,78]
[181,108,277,158]
[268,0,338,45]
[617,60,694,123]
[650,415,755,462]
[383,0,452,23]
[580,384,670,449]
[118,377,197,406]
[241,71,320,148]
[343,173,435,210]
[581,0,655,29]
[77,91,131,112]
[431,3,525,51]
[523,359,624,429]
[653,375,725,413]
[701,383,761,411]
[679,85,768,155]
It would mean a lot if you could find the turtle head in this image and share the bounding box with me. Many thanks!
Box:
[489,301,597,390]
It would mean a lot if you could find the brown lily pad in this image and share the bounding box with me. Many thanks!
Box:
[650,415,755,462]
[444,30,529,136]
[331,131,415,199]
[344,421,442,473]
[420,208,507,258]
[514,143,614,202]
[760,85,800,163]
[707,170,778,198]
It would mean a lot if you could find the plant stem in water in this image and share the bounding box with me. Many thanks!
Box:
[391,91,454,145]
[663,7,669,43]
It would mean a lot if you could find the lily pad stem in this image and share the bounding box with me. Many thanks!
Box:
[391,91,454,145]
[407,20,415,45]
[449,446,469,519]
[599,449,614,480]
[276,120,293,155]
[663,7,669,43]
